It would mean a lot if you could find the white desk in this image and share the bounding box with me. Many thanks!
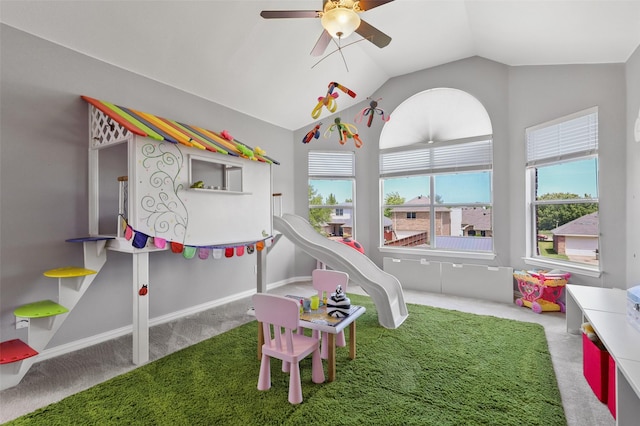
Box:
[566,284,640,426]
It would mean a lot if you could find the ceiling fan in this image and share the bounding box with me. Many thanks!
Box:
[260,0,393,56]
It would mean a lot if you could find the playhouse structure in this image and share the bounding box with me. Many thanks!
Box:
[0,96,278,389]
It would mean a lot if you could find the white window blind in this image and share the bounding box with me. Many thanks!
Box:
[309,151,355,177]
[380,140,492,176]
[526,107,598,167]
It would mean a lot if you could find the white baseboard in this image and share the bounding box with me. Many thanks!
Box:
[36,276,303,363]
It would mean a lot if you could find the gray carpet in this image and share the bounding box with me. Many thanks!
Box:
[0,282,614,425]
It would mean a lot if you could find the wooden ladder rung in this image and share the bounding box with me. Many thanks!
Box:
[0,339,38,364]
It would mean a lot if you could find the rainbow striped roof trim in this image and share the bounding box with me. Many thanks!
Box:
[82,96,279,165]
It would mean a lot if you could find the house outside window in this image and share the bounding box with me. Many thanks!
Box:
[380,138,493,253]
[525,107,599,271]
[308,151,355,238]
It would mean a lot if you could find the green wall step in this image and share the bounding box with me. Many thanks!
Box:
[14,300,69,318]
[44,266,97,278]
[0,339,38,364]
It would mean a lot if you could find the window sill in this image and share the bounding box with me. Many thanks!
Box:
[379,246,496,261]
[522,257,601,278]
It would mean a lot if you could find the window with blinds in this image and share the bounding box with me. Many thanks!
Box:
[379,139,493,253]
[525,107,600,270]
[308,151,356,239]
[380,139,492,176]
[526,107,598,167]
[308,151,355,177]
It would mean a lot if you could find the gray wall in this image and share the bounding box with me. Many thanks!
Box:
[508,63,627,288]
[0,25,296,347]
[1,23,636,353]
[626,45,640,287]
[293,57,629,289]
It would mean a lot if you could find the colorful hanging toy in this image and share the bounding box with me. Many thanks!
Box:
[303,122,322,144]
[221,129,255,160]
[355,97,390,128]
[324,117,363,148]
[311,82,357,119]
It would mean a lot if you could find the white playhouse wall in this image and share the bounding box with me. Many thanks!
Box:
[128,136,273,246]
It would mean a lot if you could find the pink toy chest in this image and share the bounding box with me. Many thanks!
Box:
[582,332,609,403]
[607,354,616,419]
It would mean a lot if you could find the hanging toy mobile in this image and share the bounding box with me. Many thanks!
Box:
[355,97,390,128]
[324,117,363,148]
[311,82,357,120]
[302,122,322,144]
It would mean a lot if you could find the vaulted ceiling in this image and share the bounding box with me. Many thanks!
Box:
[2,1,639,131]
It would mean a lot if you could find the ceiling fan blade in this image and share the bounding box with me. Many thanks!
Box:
[310,30,332,56]
[355,19,392,48]
[357,0,394,12]
[260,10,321,19]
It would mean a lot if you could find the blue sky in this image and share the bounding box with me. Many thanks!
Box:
[310,158,598,204]
[383,173,491,204]
[310,179,353,203]
[536,158,598,197]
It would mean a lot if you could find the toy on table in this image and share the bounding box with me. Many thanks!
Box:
[355,98,390,128]
[514,270,570,313]
[311,82,357,119]
[327,285,351,318]
[324,117,363,148]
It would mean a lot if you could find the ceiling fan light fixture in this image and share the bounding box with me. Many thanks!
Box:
[321,7,361,39]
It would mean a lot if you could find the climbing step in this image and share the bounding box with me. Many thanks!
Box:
[65,236,115,243]
[44,266,97,278]
[14,300,69,318]
[0,339,38,364]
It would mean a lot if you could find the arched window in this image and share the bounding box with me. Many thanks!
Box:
[379,88,493,255]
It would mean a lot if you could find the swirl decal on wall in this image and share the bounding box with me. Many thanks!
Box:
[140,142,188,240]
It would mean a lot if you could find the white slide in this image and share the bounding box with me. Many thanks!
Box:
[274,214,408,329]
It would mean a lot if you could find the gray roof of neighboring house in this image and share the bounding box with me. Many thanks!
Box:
[461,207,491,230]
[552,212,599,236]
[435,236,493,251]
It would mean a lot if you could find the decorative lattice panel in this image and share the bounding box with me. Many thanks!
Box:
[90,106,132,148]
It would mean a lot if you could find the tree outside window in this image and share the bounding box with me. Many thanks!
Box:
[526,107,599,268]
[308,151,356,239]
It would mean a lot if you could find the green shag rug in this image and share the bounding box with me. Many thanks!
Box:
[5,295,566,426]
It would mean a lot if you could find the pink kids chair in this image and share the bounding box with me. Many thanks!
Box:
[311,268,350,358]
[252,293,325,404]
